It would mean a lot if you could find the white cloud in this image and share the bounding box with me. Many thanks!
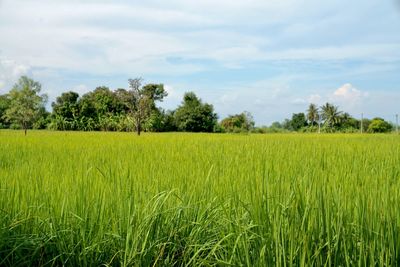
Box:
[163,84,183,102]
[308,94,322,104]
[0,59,31,92]
[73,84,90,96]
[305,84,368,108]
[332,83,368,103]
[300,84,370,119]
[261,44,400,61]
[291,98,307,105]
[1,0,399,76]
[218,93,239,106]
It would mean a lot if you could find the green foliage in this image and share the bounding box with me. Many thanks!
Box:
[290,112,308,131]
[52,91,80,120]
[1,76,396,135]
[306,103,319,125]
[361,118,371,133]
[142,83,168,102]
[300,125,319,133]
[367,118,393,133]
[144,109,177,132]
[321,103,342,130]
[127,78,168,135]
[78,86,121,120]
[253,126,289,133]
[220,111,255,133]
[339,112,359,130]
[9,123,22,130]
[3,76,48,134]
[32,107,50,129]
[174,92,217,132]
[48,83,167,133]
[282,118,293,131]
[0,94,11,127]
[271,121,282,129]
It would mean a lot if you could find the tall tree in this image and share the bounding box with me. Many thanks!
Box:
[174,92,217,132]
[307,103,319,126]
[339,112,358,130]
[290,113,308,131]
[321,103,342,129]
[127,78,167,135]
[52,91,80,120]
[78,86,119,120]
[4,76,48,135]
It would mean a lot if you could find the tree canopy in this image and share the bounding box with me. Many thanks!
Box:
[3,76,48,135]
[127,78,167,135]
[220,112,255,133]
[174,92,217,132]
[367,118,393,133]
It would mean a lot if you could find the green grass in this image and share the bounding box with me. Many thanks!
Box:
[0,130,399,266]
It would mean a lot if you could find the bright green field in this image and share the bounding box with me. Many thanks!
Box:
[0,131,400,266]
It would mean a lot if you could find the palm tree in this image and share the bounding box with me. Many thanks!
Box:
[307,103,319,126]
[321,103,342,129]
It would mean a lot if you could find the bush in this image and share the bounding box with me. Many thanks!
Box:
[213,124,225,133]
[10,123,21,130]
[367,118,393,133]
[33,117,50,129]
[299,126,319,133]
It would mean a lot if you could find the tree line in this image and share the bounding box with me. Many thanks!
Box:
[261,103,394,133]
[0,76,395,134]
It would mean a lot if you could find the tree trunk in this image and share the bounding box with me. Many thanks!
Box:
[24,128,27,136]
[137,121,141,136]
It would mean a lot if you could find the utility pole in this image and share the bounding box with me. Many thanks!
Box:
[360,113,363,134]
[318,116,321,134]
[396,114,399,134]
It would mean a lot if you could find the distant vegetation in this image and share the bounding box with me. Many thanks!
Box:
[0,76,396,134]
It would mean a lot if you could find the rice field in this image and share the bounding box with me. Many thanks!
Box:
[0,130,399,266]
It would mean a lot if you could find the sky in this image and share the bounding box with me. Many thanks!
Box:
[0,0,399,125]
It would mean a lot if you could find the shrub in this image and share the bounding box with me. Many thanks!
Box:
[367,118,393,133]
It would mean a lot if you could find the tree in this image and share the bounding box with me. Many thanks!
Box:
[271,121,282,129]
[367,118,393,133]
[114,88,134,114]
[220,111,255,133]
[339,112,359,130]
[78,86,121,120]
[52,91,80,120]
[4,76,48,135]
[89,86,118,116]
[33,107,50,129]
[360,118,371,133]
[127,78,167,135]
[282,119,293,131]
[290,113,307,131]
[174,92,217,132]
[307,103,319,126]
[321,103,342,130]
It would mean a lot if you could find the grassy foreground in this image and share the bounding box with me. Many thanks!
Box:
[0,131,399,266]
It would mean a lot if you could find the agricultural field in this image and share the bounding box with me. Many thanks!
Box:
[0,130,399,266]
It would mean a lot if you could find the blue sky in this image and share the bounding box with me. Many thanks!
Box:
[0,0,399,125]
